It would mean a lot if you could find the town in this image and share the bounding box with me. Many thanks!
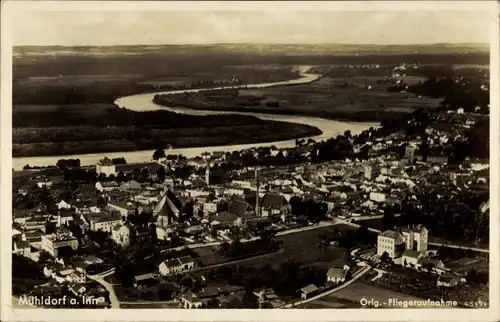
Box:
[12,65,490,308]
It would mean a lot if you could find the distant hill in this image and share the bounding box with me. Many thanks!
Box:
[13,43,489,57]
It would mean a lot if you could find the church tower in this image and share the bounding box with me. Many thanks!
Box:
[205,161,210,186]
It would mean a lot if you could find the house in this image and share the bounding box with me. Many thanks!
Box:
[377,230,404,258]
[133,190,160,205]
[57,210,75,225]
[88,212,122,233]
[41,232,79,257]
[12,223,23,236]
[69,283,87,296]
[326,267,349,284]
[427,155,448,164]
[252,288,284,308]
[203,202,218,215]
[417,258,447,274]
[119,180,143,192]
[12,235,31,256]
[369,192,386,203]
[95,181,121,192]
[402,250,425,267]
[177,291,203,309]
[260,192,288,217]
[227,198,253,218]
[111,224,131,247]
[210,212,239,229]
[437,275,462,288]
[23,229,45,248]
[73,255,104,274]
[66,272,87,283]
[299,284,318,300]
[158,256,196,276]
[253,288,278,304]
[37,179,53,188]
[57,200,72,210]
[108,200,140,218]
[96,157,116,176]
[44,263,75,283]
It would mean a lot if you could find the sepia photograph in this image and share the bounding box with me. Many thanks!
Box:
[1,1,498,321]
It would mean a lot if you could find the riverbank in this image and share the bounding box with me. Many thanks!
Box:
[13,121,321,158]
[13,67,378,169]
[152,96,409,123]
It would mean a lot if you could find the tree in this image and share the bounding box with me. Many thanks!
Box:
[97,195,108,208]
[289,196,303,216]
[206,298,220,308]
[153,149,166,161]
[228,239,246,257]
[380,252,391,265]
[97,173,107,182]
[45,220,57,234]
[180,275,193,290]
[116,171,125,183]
[157,166,166,183]
[218,242,231,253]
[38,250,53,264]
[382,208,397,230]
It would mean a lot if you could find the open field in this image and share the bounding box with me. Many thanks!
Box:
[156,76,442,122]
[239,76,440,114]
[192,225,351,271]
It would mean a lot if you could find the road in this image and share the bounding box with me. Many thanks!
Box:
[371,268,384,282]
[284,265,372,308]
[88,273,120,309]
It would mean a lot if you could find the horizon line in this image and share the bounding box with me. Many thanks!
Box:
[13,42,491,48]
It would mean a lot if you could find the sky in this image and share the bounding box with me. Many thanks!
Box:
[11,10,492,46]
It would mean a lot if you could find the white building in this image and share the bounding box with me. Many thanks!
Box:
[177,292,202,309]
[203,202,218,215]
[111,224,130,247]
[96,157,116,176]
[37,180,53,188]
[377,230,404,258]
[159,256,195,276]
[41,233,79,257]
[326,266,349,284]
[57,200,72,210]
[369,192,386,203]
[402,250,425,267]
[95,181,120,192]
[401,225,428,252]
[89,212,122,233]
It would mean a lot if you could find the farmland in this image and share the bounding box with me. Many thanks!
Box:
[154,76,442,122]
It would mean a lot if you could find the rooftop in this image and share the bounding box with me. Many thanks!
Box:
[326,267,348,279]
[97,157,114,166]
[300,284,318,294]
[379,230,402,239]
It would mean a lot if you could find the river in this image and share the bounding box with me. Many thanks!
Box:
[13,66,379,170]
